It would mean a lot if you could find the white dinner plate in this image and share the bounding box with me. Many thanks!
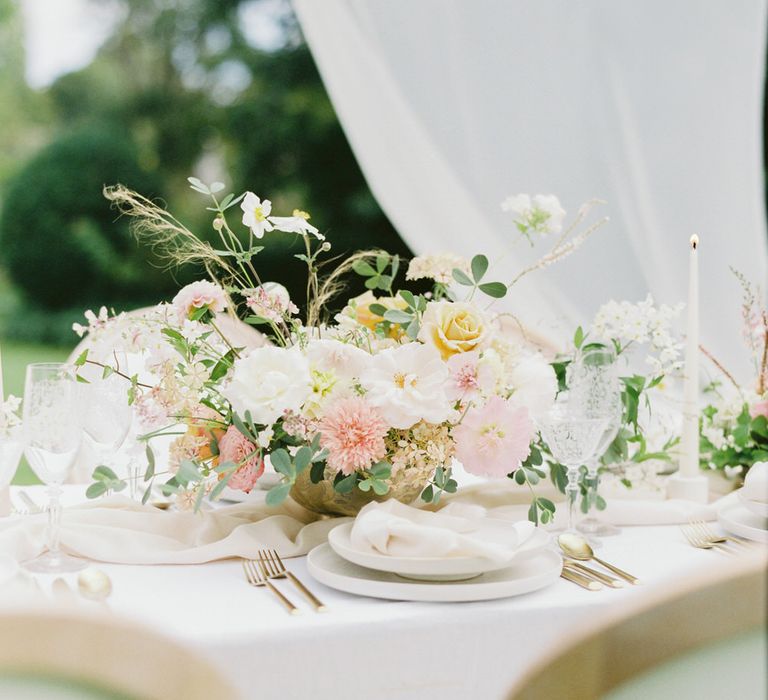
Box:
[718,502,768,543]
[737,490,768,518]
[328,521,550,581]
[307,544,562,602]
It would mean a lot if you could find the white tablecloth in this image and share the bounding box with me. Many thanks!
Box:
[1,486,758,700]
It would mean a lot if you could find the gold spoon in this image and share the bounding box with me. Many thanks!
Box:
[77,568,113,605]
[558,533,640,585]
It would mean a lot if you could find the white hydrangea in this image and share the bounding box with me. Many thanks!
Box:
[406,253,470,285]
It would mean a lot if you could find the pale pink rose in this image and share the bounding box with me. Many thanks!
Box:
[318,397,389,476]
[453,396,534,477]
[172,280,227,321]
[218,425,264,493]
[446,351,494,402]
[750,400,768,419]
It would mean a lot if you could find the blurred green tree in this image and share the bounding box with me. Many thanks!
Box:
[0,0,409,341]
[0,125,172,309]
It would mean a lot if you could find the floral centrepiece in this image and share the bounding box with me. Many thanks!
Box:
[77,177,608,519]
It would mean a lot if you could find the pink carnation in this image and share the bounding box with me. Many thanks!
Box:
[172,280,227,321]
[218,425,264,493]
[318,397,389,476]
[453,396,534,477]
[750,400,768,420]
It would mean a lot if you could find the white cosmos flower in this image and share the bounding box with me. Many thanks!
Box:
[306,339,371,381]
[269,210,324,240]
[223,346,311,425]
[501,193,566,236]
[507,354,558,420]
[360,344,451,429]
[240,192,274,238]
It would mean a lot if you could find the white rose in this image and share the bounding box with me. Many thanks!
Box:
[507,354,558,420]
[223,346,312,425]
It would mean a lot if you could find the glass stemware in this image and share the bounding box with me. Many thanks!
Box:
[539,396,607,533]
[22,363,85,573]
[568,346,623,537]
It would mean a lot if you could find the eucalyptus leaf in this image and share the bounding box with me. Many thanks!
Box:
[86,482,108,499]
[471,254,489,282]
[265,483,292,506]
[353,260,376,277]
[452,268,474,286]
[383,309,412,324]
[478,282,507,298]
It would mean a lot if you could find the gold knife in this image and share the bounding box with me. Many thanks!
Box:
[564,561,625,588]
[561,567,603,591]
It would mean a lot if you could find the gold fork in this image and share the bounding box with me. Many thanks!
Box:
[242,559,301,615]
[688,519,752,550]
[680,525,734,555]
[259,549,327,612]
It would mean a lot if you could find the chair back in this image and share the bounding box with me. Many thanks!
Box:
[507,552,768,700]
[0,608,238,700]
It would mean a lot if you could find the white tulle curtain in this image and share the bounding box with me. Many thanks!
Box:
[293,0,768,380]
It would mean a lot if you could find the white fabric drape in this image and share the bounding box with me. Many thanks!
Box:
[293,0,768,380]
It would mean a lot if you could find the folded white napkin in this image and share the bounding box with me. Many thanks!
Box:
[742,462,768,503]
[350,500,535,562]
[0,494,338,565]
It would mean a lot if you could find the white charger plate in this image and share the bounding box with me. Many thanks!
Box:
[719,501,768,543]
[307,544,561,602]
[737,490,768,518]
[328,521,550,580]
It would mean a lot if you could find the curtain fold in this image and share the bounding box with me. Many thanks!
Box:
[294,0,768,380]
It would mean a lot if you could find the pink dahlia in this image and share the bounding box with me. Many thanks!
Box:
[172,280,227,321]
[453,396,535,477]
[318,397,389,476]
[218,425,264,493]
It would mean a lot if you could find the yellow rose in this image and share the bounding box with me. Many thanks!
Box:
[349,291,407,338]
[418,300,491,360]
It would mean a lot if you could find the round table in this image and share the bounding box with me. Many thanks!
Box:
[2,486,730,700]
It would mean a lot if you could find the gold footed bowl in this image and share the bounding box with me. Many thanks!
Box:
[289,468,429,518]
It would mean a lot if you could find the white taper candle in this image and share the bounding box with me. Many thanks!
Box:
[679,234,700,477]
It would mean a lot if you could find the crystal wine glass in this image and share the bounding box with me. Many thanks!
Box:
[568,346,623,536]
[539,395,607,533]
[22,363,85,573]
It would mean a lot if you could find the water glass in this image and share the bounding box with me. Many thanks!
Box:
[540,396,607,533]
[568,346,623,536]
[22,363,86,573]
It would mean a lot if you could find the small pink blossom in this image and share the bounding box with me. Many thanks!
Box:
[318,397,389,476]
[453,396,534,477]
[172,280,227,321]
[245,283,298,322]
[446,351,494,401]
[750,400,768,420]
[218,425,264,493]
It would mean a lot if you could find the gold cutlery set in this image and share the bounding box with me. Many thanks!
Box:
[242,549,326,614]
[680,519,754,555]
[557,533,640,591]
